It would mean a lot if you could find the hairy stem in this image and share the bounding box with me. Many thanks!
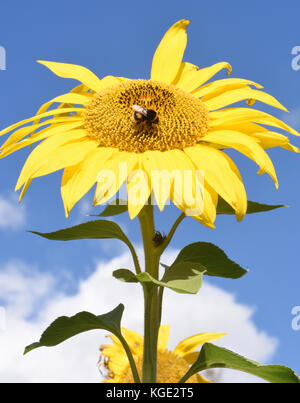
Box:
[118,333,141,383]
[126,239,142,274]
[138,204,161,382]
[138,207,186,382]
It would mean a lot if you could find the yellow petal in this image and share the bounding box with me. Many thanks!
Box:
[101,346,128,366]
[101,338,129,373]
[106,356,129,373]
[174,332,226,356]
[204,87,288,112]
[0,116,80,149]
[246,131,292,149]
[108,334,124,348]
[127,155,151,219]
[185,145,247,221]
[19,178,32,202]
[282,143,300,152]
[61,147,115,217]
[157,325,170,351]
[34,94,89,123]
[141,150,172,211]
[94,151,138,207]
[193,78,263,98]
[43,93,91,107]
[32,84,93,128]
[163,149,199,212]
[38,60,104,92]
[165,150,217,226]
[176,74,257,95]
[16,131,97,190]
[148,149,216,227]
[101,341,123,355]
[210,121,267,135]
[172,62,202,91]
[208,120,295,150]
[69,83,93,95]
[142,149,205,218]
[256,117,300,136]
[209,107,299,136]
[186,62,232,88]
[39,60,128,93]
[97,75,129,89]
[202,130,278,187]
[1,121,83,158]
[151,20,189,84]
[0,107,82,138]
[121,328,143,353]
[189,183,218,229]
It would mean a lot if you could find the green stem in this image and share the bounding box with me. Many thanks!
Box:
[137,207,186,383]
[118,333,141,383]
[138,204,161,383]
[179,365,203,383]
[157,286,164,326]
[138,204,157,275]
[142,284,159,382]
[126,239,142,274]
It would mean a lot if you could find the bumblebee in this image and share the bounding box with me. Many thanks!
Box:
[152,230,166,247]
[132,104,158,125]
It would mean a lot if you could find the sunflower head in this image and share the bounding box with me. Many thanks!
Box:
[0,19,299,227]
[99,325,226,383]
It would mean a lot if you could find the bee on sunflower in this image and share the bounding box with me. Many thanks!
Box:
[0,20,298,227]
[4,20,300,384]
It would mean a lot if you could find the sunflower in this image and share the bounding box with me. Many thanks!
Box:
[99,325,225,383]
[0,20,298,227]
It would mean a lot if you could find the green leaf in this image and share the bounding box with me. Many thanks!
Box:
[113,269,138,283]
[170,242,247,279]
[160,262,203,294]
[180,343,300,384]
[30,220,142,280]
[30,219,130,246]
[93,199,128,217]
[115,267,203,294]
[113,265,203,294]
[24,304,124,355]
[217,198,286,215]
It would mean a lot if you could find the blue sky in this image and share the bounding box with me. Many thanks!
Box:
[0,0,299,381]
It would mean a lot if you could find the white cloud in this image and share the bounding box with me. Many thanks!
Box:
[0,260,55,318]
[0,195,25,230]
[0,251,277,383]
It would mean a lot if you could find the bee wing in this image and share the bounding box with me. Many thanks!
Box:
[132,104,146,114]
